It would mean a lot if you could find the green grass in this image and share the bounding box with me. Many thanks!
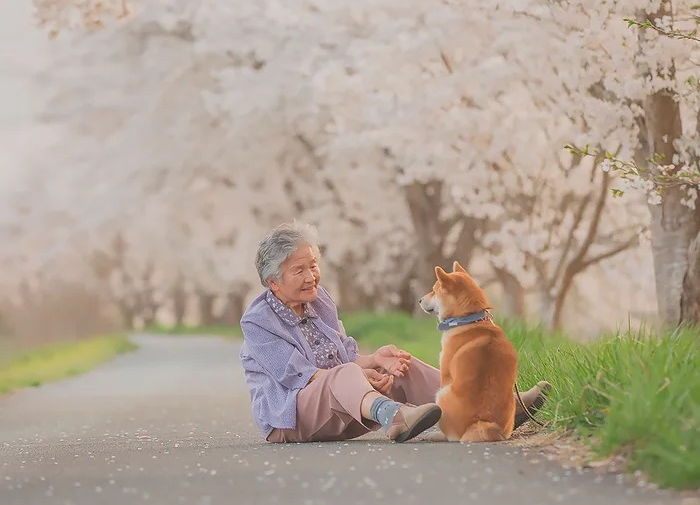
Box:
[342,311,700,490]
[0,335,137,394]
[145,324,241,338]
[341,311,440,364]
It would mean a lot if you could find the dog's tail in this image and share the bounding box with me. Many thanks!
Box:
[460,421,507,442]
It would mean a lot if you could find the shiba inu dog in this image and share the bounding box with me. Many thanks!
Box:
[419,261,517,442]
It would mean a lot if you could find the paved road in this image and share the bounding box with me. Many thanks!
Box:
[0,334,685,505]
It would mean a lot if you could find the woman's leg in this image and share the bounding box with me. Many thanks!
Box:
[388,357,441,405]
[267,363,381,443]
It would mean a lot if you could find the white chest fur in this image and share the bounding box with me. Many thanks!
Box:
[439,328,463,365]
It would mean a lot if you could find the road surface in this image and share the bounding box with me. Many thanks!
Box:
[0,334,685,505]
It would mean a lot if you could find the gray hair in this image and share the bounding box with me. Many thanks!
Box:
[255,222,320,287]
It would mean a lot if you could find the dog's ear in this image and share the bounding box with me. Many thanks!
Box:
[435,266,451,283]
[452,261,467,274]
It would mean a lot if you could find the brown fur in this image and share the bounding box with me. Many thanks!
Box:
[422,261,517,442]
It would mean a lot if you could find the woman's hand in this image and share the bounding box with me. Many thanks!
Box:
[363,368,394,396]
[373,344,411,377]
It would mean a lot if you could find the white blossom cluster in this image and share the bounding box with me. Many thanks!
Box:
[5,0,695,331]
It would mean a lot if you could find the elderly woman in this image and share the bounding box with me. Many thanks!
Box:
[240,222,547,443]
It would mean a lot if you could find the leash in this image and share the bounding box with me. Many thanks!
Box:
[514,382,546,427]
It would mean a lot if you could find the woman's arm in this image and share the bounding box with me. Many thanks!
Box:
[241,321,319,389]
[353,354,377,369]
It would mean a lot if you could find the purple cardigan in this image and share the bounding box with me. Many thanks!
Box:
[239,286,360,438]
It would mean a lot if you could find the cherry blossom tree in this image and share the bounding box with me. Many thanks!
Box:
[11,0,672,334]
[278,0,650,327]
[558,0,700,326]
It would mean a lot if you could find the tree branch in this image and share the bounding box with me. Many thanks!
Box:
[624,17,700,43]
[568,170,611,272]
[440,51,453,74]
[579,235,640,271]
[549,192,593,289]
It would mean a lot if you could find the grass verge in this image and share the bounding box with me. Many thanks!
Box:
[342,311,700,490]
[0,335,136,394]
[145,324,241,338]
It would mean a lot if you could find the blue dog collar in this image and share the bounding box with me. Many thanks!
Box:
[437,310,492,331]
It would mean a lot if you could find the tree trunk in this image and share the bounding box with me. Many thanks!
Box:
[172,281,187,326]
[494,268,526,319]
[403,181,478,303]
[334,255,375,311]
[638,4,700,327]
[141,306,158,327]
[215,290,248,326]
[538,290,556,329]
[135,289,159,327]
[681,227,700,323]
[551,265,577,330]
[116,301,135,330]
[394,258,420,312]
[198,292,216,326]
[404,181,449,295]
[645,89,699,325]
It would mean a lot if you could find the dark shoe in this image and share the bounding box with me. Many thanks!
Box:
[514,380,551,429]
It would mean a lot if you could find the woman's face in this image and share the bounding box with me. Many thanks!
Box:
[269,244,321,306]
